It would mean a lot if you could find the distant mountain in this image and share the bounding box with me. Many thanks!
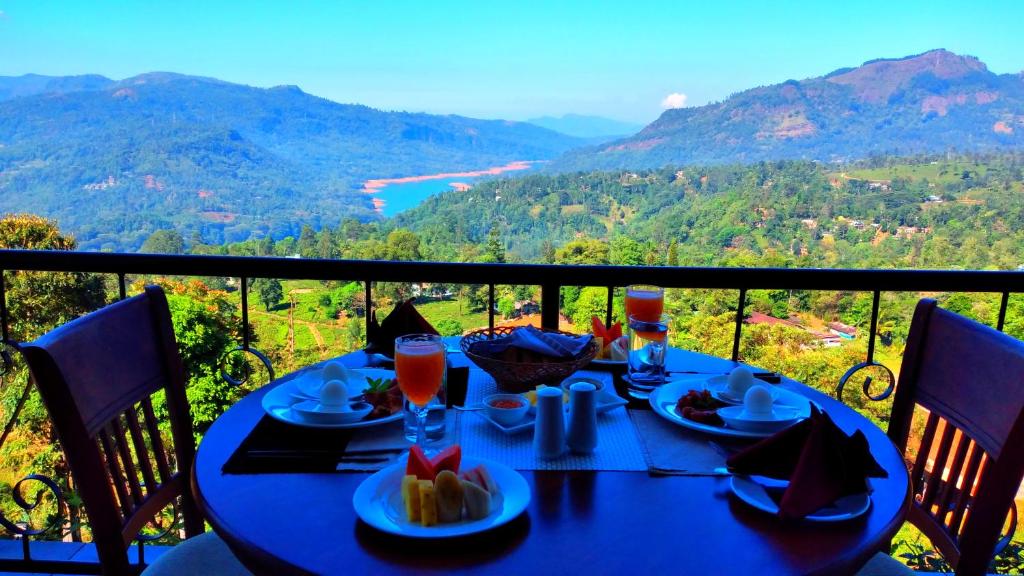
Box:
[0,72,584,250]
[526,114,645,139]
[0,73,114,101]
[553,50,1024,171]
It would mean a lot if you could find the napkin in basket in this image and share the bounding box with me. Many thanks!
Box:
[470,325,593,359]
[365,299,438,357]
[726,405,887,519]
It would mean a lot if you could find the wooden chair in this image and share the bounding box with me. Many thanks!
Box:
[859,299,1024,576]
[18,286,250,576]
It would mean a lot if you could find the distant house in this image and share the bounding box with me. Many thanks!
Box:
[514,300,540,317]
[925,195,944,203]
[746,312,843,348]
[828,321,857,339]
[811,332,843,348]
[746,311,802,330]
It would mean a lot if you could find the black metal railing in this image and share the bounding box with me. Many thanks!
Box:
[0,249,1022,573]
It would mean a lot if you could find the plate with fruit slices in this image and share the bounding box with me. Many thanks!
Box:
[648,377,812,439]
[588,316,628,366]
[352,445,531,538]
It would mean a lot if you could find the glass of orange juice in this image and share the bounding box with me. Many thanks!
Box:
[395,334,446,449]
[625,285,664,323]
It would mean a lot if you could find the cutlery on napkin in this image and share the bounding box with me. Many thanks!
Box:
[725,405,887,519]
[365,298,438,357]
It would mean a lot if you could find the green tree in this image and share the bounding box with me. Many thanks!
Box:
[435,318,464,337]
[483,226,506,263]
[317,229,336,259]
[385,229,421,261]
[253,278,284,311]
[555,238,609,265]
[297,225,317,258]
[0,214,107,540]
[570,286,608,328]
[667,240,679,267]
[140,229,185,254]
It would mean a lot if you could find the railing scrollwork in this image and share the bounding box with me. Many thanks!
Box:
[220,276,274,387]
[836,290,897,403]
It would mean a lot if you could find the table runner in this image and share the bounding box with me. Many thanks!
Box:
[629,410,736,476]
[458,369,647,471]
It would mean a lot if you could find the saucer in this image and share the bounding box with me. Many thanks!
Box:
[717,405,802,433]
[292,400,373,424]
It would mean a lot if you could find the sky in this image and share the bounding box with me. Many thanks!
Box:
[1,1,1022,124]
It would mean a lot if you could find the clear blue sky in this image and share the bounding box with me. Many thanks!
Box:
[1,1,1021,123]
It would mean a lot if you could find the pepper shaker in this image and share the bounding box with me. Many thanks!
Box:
[533,386,566,459]
[566,382,598,454]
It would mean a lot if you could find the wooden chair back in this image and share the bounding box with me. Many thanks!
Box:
[888,299,1024,576]
[19,286,203,575]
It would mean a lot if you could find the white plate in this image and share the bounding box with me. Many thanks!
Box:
[353,456,530,538]
[291,400,374,424]
[730,475,871,522]
[648,376,812,439]
[289,368,395,400]
[263,378,403,429]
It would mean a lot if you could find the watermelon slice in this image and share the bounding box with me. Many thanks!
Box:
[592,316,623,356]
[591,315,607,340]
[429,445,462,477]
[405,445,434,480]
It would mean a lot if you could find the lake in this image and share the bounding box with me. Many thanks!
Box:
[362,161,540,217]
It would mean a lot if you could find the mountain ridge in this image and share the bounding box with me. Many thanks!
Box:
[552,49,1024,171]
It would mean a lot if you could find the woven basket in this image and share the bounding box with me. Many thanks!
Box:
[460,327,598,393]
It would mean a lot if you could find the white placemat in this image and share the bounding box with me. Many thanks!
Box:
[458,370,647,471]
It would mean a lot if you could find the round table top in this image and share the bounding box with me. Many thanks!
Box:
[193,348,910,576]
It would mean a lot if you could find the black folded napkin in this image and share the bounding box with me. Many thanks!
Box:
[726,405,887,519]
[223,416,360,474]
[365,299,439,358]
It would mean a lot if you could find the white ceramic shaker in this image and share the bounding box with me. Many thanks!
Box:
[566,382,598,454]
[533,386,566,459]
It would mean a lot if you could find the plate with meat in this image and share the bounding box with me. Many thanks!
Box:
[648,376,812,439]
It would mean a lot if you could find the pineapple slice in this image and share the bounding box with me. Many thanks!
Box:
[401,475,421,522]
[417,480,438,527]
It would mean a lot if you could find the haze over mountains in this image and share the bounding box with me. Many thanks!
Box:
[525,114,645,140]
[554,50,1024,171]
[0,49,1021,251]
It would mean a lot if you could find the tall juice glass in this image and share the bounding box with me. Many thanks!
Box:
[395,334,446,449]
[625,285,664,323]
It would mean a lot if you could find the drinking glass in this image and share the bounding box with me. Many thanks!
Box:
[626,313,669,399]
[395,334,446,449]
[625,285,665,323]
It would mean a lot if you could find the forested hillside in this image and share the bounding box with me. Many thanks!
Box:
[395,154,1024,269]
[0,73,582,251]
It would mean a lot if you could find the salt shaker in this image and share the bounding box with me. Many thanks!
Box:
[566,382,598,454]
[533,386,566,459]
